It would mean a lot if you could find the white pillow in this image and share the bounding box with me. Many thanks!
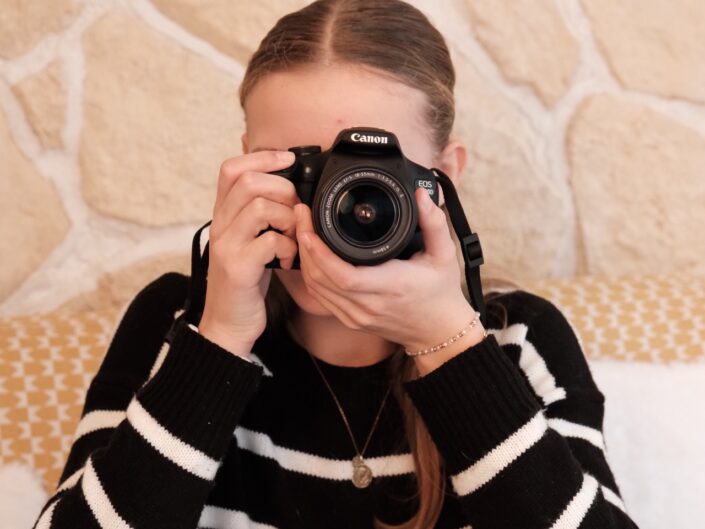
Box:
[590,359,705,529]
[0,461,48,529]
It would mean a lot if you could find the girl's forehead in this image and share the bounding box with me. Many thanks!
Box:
[243,64,435,164]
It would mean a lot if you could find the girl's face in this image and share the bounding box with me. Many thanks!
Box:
[242,63,441,316]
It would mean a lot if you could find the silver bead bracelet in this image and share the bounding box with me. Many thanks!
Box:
[404,311,488,357]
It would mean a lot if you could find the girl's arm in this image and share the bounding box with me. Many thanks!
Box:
[31,273,263,529]
[403,291,640,529]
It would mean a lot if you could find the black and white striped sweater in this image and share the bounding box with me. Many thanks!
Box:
[32,272,639,529]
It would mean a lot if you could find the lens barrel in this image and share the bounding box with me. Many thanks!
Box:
[314,167,415,265]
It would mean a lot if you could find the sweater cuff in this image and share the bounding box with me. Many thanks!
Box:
[402,334,543,475]
[135,319,263,460]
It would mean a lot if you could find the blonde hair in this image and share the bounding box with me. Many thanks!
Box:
[240,1,521,527]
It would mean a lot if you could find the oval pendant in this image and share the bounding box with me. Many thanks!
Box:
[352,455,373,488]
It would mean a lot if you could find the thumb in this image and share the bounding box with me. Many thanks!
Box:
[295,203,315,243]
[415,187,454,261]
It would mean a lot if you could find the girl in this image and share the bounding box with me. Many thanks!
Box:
[33,1,639,528]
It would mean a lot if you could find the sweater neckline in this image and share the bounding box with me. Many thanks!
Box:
[270,321,395,380]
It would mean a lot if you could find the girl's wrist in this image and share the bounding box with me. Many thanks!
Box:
[404,303,487,376]
[412,322,487,376]
[193,321,256,360]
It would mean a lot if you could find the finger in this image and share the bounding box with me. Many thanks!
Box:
[414,187,455,262]
[296,228,352,301]
[216,171,300,233]
[294,201,315,238]
[294,203,389,293]
[213,172,300,239]
[243,229,299,270]
[297,240,371,328]
[301,281,360,330]
[208,228,297,290]
[225,196,297,246]
[215,150,295,212]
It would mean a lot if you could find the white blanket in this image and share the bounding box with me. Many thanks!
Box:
[0,461,47,529]
[591,360,705,529]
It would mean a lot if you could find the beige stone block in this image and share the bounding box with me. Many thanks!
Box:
[581,0,705,103]
[12,61,66,149]
[80,9,244,226]
[152,0,309,63]
[0,0,80,59]
[452,50,574,282]
[57,252,190,315]
[0,109,71,302]
[568,95,705,276]
[465,0,579,105]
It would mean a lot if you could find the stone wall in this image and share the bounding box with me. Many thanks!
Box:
[1,0,704,316]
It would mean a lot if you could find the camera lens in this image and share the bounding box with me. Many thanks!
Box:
[334,182,397,246]
[314,167,415,265]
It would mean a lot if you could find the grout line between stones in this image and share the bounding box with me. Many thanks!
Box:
[130,0,246,80]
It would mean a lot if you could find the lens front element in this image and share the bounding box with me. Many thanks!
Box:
[315,168,415,265]
[335,182,396,246]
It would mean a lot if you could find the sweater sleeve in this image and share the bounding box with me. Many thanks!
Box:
[30,274,264,529]
[402,292,640,529]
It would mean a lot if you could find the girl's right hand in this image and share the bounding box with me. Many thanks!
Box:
[197,150,300,358]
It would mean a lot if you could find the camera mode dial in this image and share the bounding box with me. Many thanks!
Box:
[289,145,321,156]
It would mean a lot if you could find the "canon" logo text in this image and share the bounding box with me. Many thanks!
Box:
[350,133,388,144]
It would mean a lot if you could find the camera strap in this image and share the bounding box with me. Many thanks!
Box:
[179,219,211,332]
[172,170,487,342]
[430,168,487,327]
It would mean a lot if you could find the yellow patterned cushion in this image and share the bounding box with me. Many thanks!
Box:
[1,273,704,493]
[522,272,705,363]
[0,309,121,492]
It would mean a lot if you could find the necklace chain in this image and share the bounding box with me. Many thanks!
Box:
[307,350,392,458]
[307,344,392,489]
[288,322,394,488]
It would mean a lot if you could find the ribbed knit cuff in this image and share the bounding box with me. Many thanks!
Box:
[135,319,263,460]
[402,334,543,475]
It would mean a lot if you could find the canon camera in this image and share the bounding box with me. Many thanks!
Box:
[264,127,441,268]
[175,127,489,333]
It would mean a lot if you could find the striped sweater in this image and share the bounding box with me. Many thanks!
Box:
[32,272,639,529]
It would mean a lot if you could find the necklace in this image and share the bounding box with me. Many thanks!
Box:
[306,350,393,489]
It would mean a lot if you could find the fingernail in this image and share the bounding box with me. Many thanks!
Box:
[278,151,295,163]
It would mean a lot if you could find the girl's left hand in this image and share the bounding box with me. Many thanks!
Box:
[294,187,480,353]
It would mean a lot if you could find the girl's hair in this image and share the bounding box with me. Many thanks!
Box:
[239,1,521,527]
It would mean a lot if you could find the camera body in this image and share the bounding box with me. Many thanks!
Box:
[265,127,440,268]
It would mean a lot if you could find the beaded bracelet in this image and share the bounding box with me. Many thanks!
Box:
[404,311,488,357]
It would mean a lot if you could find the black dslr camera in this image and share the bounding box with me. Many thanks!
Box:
[177,127,489,332]
[265,127,440,268]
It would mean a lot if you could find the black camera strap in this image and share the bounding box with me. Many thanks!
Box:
[170,169,487,343]
[164,219,211,343]
[183,220,211,328]
[431,168,487,327]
